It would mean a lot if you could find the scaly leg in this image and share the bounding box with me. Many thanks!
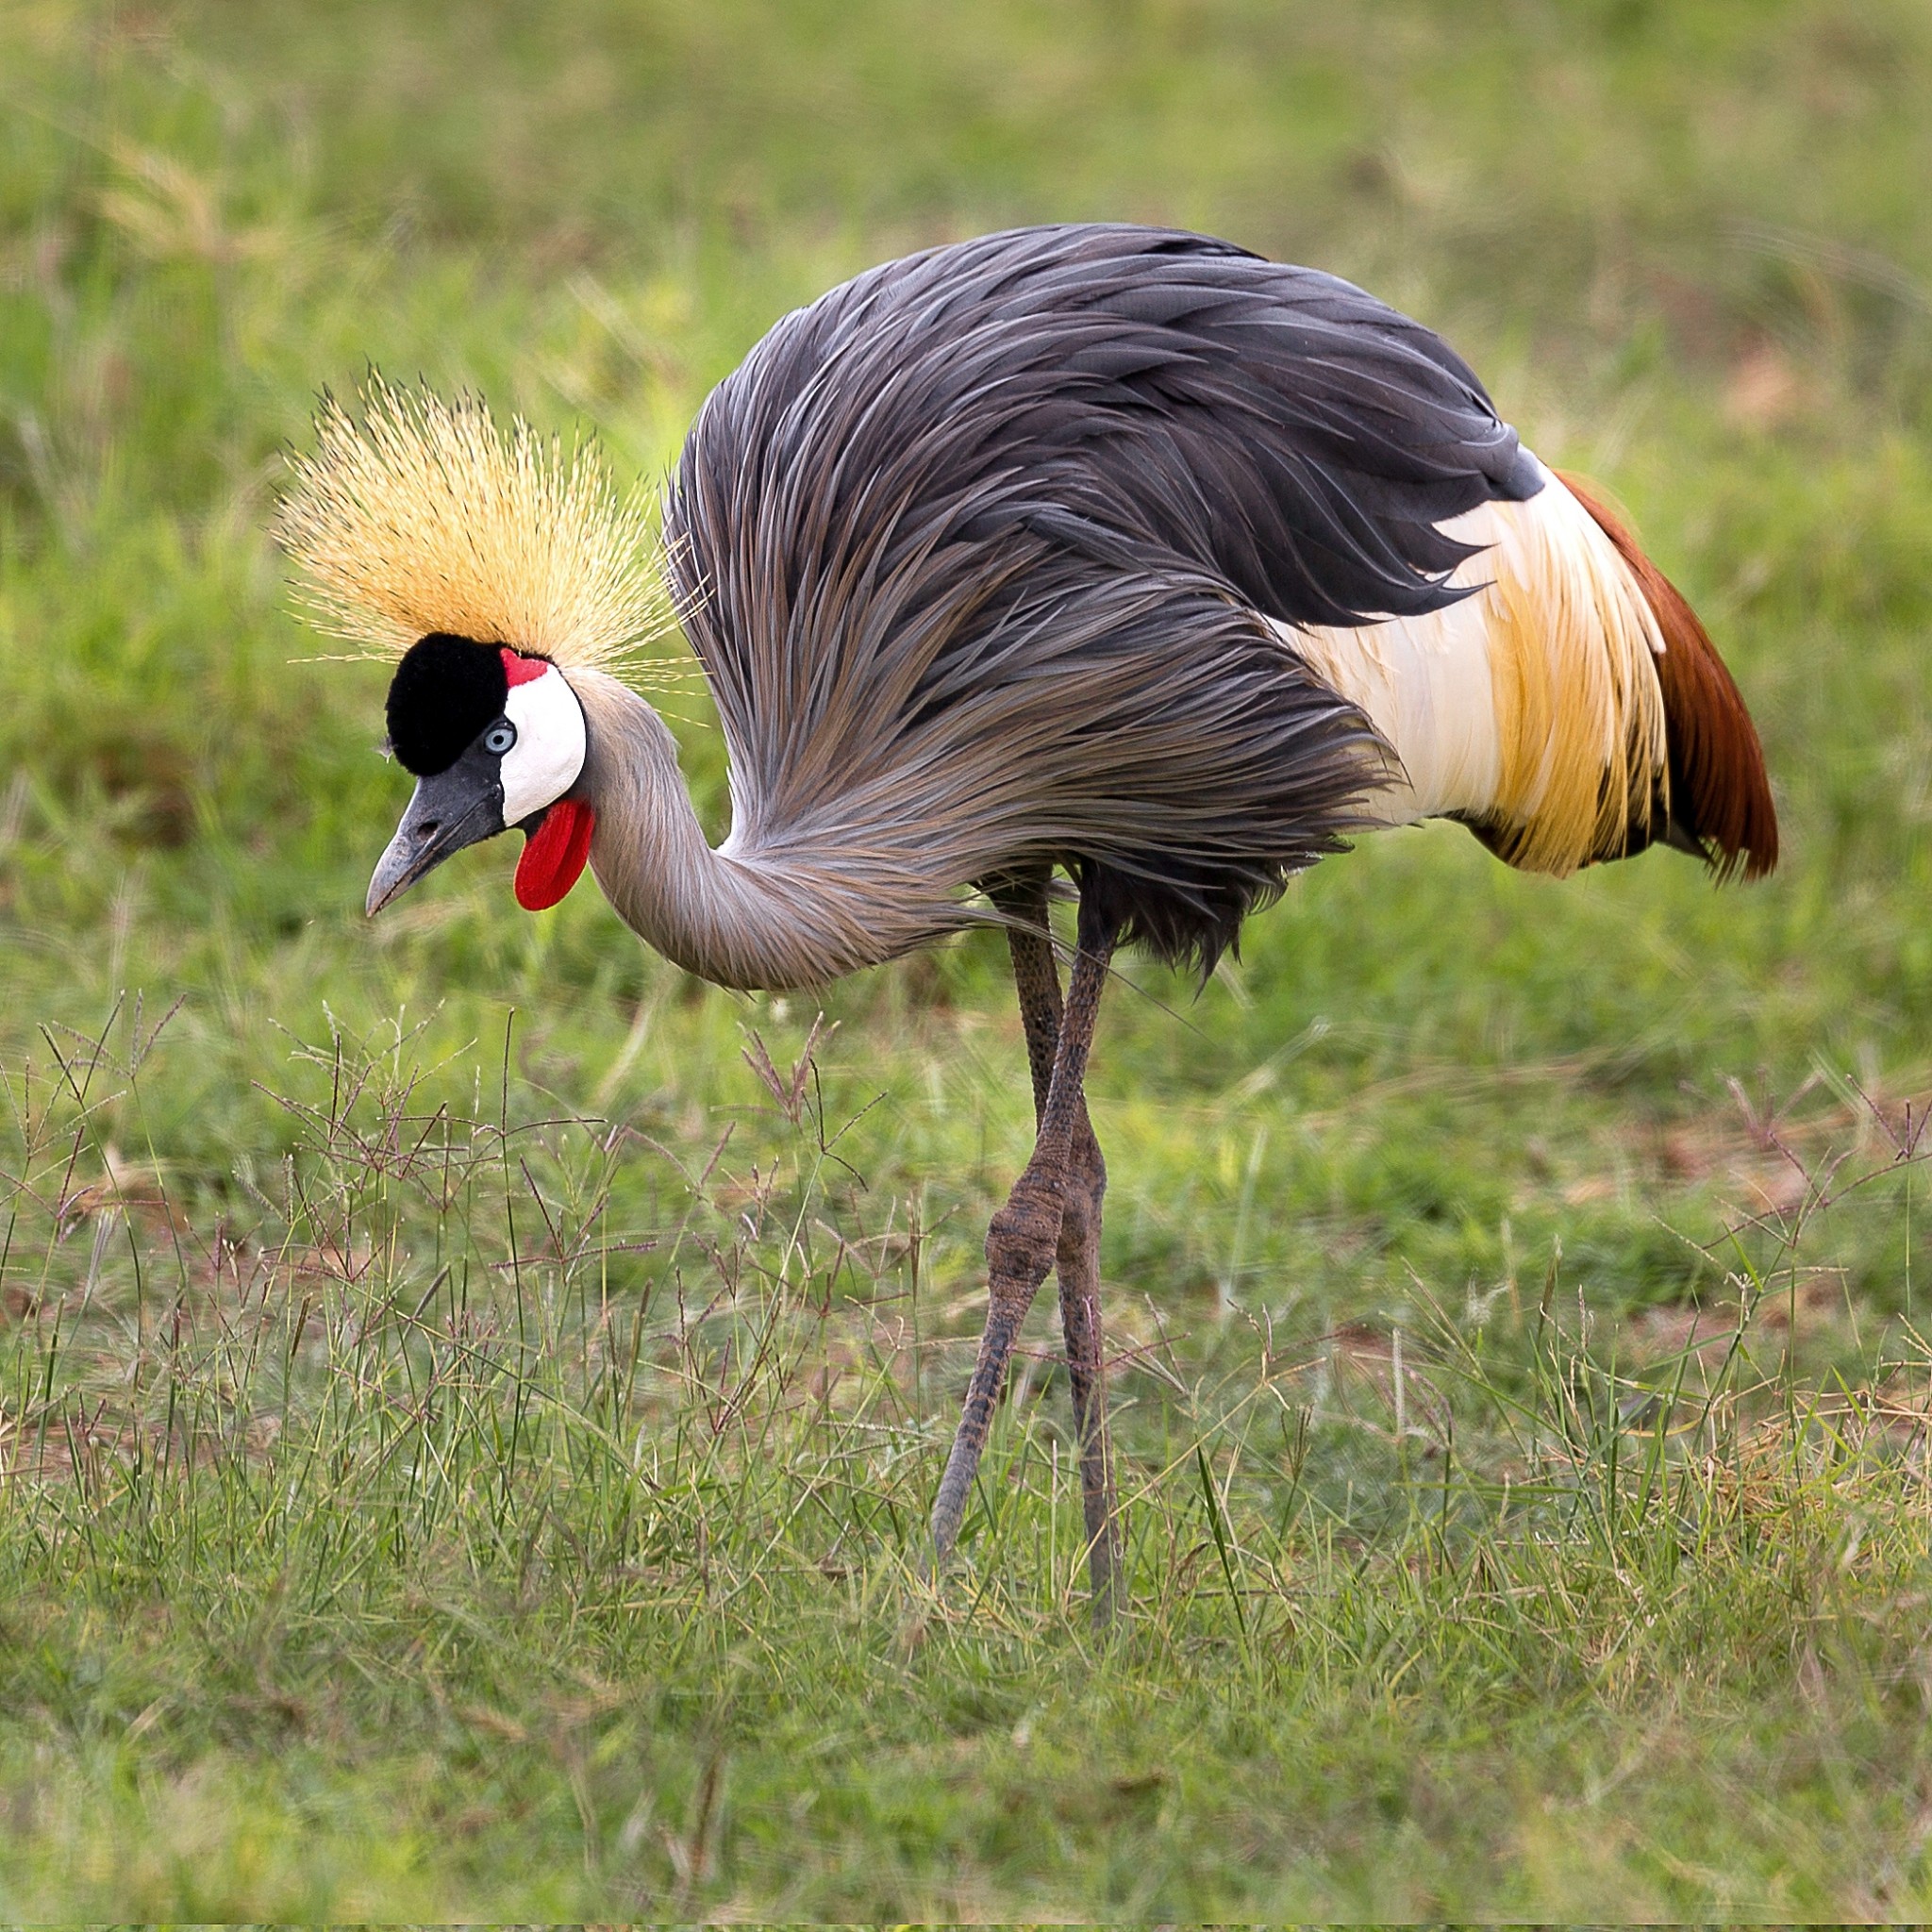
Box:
[1054,1133,1118,1619]
[999,880,1119,1620]
[929,891,1117,1591]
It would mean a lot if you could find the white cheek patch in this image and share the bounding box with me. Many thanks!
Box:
[499,666,588,826]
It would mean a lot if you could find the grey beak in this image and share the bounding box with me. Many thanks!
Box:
[366,758,506,916]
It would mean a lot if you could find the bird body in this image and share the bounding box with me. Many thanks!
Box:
[277,223,1777,1615]
[659,225,1770,987]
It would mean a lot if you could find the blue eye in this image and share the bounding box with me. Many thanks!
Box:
[482,720,517,756]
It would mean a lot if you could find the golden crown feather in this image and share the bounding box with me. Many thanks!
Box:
[273,376,699,688]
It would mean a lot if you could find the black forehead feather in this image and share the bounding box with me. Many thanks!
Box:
[386,633,508,776]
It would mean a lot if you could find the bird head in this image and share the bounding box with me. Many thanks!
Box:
[272,377,666,920]
[368,632,591,915]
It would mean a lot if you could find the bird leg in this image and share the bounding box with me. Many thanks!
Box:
[1001,891,1120,1620]
[1053,1133,1118,1619]
[928,892,1117,1600]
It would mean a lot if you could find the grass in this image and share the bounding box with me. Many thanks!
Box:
[5,0,1932,1915]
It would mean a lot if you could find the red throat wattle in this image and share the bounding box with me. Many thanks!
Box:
[514,797,595,910]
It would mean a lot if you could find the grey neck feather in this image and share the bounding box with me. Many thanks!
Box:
[570,670,978,991]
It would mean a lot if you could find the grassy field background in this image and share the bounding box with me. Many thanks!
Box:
[6,0,1932,1915]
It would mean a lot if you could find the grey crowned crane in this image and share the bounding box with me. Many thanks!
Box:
[276,223,1777,1621]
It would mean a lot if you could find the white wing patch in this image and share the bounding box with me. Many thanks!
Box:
[1273,591,1502,826]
